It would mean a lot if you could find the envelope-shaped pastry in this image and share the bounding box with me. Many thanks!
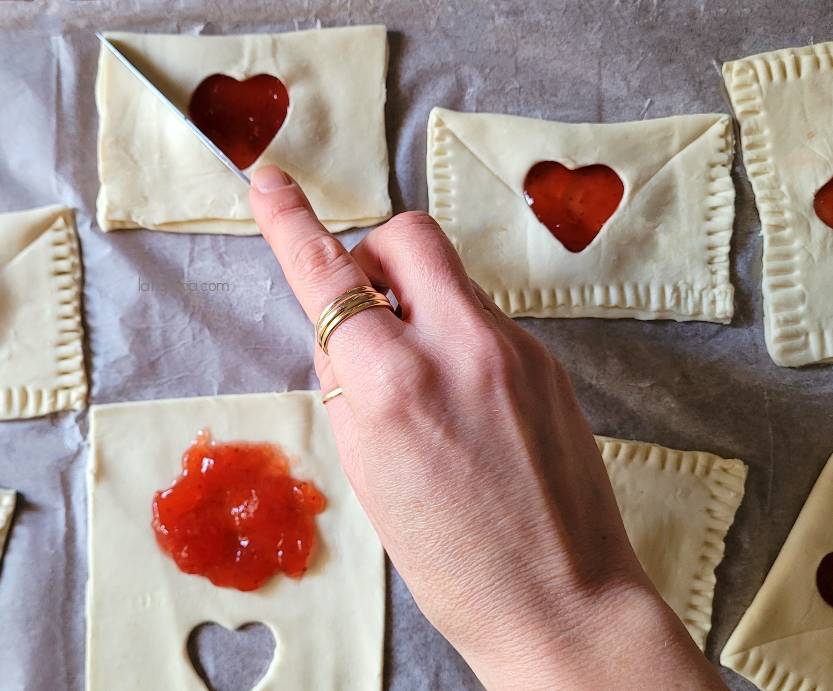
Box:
[87,391,384,690]
[597,437,747,650]
[0,488,15,564]
[0,206,86,420]
[724,42,833,367]
[427,107,735,322]
[721,451,833,689]
[96,26,391,235]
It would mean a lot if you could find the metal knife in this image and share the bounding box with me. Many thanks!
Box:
[96,32,251,185]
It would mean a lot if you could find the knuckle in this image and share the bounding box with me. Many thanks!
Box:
[390,210,438,230]
[291,232,348,278]
[381,212,463,280]
[382,211,444,244]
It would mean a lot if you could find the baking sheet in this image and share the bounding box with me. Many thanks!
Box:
[1,1,832,689]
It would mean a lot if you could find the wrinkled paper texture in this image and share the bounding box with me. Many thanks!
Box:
[1,2,832,690]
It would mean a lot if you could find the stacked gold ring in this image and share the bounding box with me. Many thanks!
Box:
[315,286,394,354]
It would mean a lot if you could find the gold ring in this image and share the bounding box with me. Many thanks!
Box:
[315,286,393,354]
[322,386,343,404]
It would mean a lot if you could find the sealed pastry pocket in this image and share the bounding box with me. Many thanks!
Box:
[0,205,86,420]
[427,107,736,322]
[721,452,833,690]
[598,436,747,650]
[96,26,391,235]
[724,41,833,366]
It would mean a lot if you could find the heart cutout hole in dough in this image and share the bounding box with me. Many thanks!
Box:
[814,177,833,230]
[188,74,290,170]
[524,161,624,253]
[187,621,276,691]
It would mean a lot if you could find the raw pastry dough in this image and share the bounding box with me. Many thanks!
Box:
[96,26,391,234]
[724,43,833,366]
[87,391,384,691]
[721,451,833,689]
[597,437,747,650]
[0,488,15,564]
[0,205,86,420]
[427,107,735,322]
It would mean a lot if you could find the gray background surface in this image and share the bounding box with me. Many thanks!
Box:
[0,1,832,689]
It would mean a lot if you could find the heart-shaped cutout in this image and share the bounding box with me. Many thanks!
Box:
[189,74,290,170]
[188,622,276,691]
[524,161,624,253]
[814,177,833,230]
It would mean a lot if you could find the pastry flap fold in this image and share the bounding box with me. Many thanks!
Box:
[721,452,833,690]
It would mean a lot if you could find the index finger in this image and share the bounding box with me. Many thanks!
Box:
[250,165,403,349]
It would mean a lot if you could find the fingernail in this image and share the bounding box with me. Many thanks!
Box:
[252,165,291,193]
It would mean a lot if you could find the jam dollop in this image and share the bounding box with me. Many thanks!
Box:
[152,430,325,591]
[188,74,289,170]
[524,161,624,253]
[818,552,833,608]
[813,178,833,230]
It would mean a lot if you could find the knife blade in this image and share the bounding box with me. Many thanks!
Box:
[96,32,251,186]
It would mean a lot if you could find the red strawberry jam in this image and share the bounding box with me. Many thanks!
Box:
[152,430,325,591]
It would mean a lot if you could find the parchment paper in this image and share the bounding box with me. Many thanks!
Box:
[0,1,832,689]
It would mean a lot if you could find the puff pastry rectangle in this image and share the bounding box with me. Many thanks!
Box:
[598,437,747,650]
[427,107,735,322]
[96,26,391,234]
[724,43,833,366]
[721,451,833,689]
[87,392,383,691]
[0,206,86,419]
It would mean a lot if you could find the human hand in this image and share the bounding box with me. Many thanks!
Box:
[250,165,726,690]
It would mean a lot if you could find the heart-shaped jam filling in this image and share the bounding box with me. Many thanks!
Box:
[524,161,624,253]
[814,177,833,230]
[818,552,833,608]
[188,622,276,691]
[189,74,289,170]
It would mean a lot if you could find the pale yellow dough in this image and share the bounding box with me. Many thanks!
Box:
[427,107,735,322]
[86,392,384,691]
[0,205,86,420]
[598,437,747,650]
[721,452,833,690]
[724,43,833,367]
[96,26,391,234]
[0,488,15,563]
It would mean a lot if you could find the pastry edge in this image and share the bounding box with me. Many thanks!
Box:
[596,436,748,649]
[723,42,833,367]
[0,209,87,420]
[720,645,826,691]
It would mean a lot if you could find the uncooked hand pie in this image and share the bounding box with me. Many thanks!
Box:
[0,205,86,420]
[96,26,391,234]
[721,452,833,689]
[87,392,384,690]
[724,42,833,366]
[427,107,735,322]
[598,437,747,650]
